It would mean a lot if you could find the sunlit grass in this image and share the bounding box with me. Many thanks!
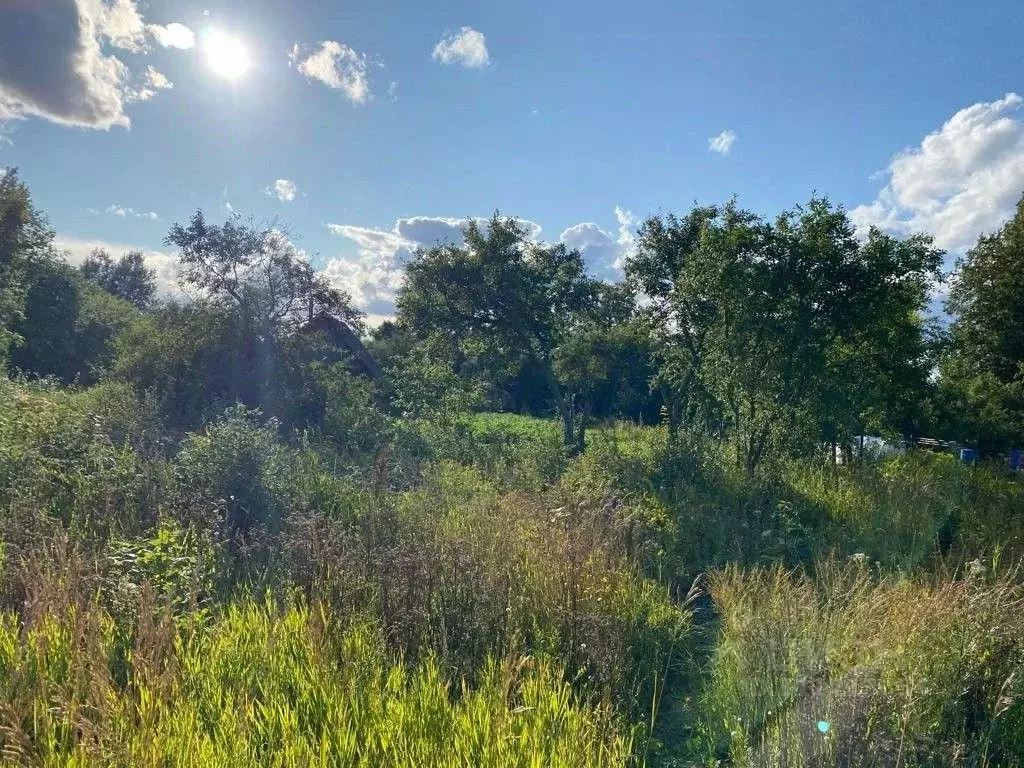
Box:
[0,599,635,767]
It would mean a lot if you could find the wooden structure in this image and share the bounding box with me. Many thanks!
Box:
[305,312,382,380]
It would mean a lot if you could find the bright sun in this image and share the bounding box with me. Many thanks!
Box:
[204,30,249,79]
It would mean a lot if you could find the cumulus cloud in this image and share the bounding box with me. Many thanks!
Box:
[265,179,298,202]
[144,66,172,91]
[126,65,173,102]
[323,215,541,316]
[55,235,180,295]
[851,93,1024,253]
[708,129,737,155]
[432,27,490,68]
[323,224,412,315]
[90,0,147,52]
[105,204,158,220]
[0,0,186,128]
[558,206,637,280]
[147,22,195,49]
[0,0,137,129]
[290,41,370,104]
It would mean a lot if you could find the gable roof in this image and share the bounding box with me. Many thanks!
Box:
[305,313,382,380]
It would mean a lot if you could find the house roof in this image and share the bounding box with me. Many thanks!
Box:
[305,313,382,380]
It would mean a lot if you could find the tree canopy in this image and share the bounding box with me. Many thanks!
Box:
[79,248,157,309]
[940,193,1024,453]
[398,214,604,450]
[166,212,363,336]
[627,198,943,472]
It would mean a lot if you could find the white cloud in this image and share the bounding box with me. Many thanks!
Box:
[290,41,370,104]
[324,215,542,316]
[558,206,637,280]
[708,129,737,155]
[89,0,147,52]
[144,66,173,91]
[851,93,1024,252]
[432,27,490,68]
[55,235,180,295]
[147,22,195,49]
[0,0,138,129]
[266,179,298,202]
[323,224,412,314]
[0,1,187,129]
[124,65,173,103]
[105,204,159,220]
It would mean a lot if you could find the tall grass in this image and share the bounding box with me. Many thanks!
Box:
[697,558,1024,767]
[4,383,1024,766]
[0,597,635,767]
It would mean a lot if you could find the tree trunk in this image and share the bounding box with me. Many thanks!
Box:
[559,399,576,453]
[573,403,592,457]
[539,357,582,457]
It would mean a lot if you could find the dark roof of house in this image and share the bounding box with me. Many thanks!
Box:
[305,313,382,380]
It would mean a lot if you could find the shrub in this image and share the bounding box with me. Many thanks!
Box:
[170,406,300,579]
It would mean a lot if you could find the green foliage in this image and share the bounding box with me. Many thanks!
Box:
[0,168,55,364]
[4,174,1024,767]
[941,192,1024,453]
[398,214,603,451]
[166,211,363,336]
[308,360,392,459]
[10,260,137,384]
[390,336,488,419]
[414,412,567,489]
[629,198,942,473]
[553,286,661,429]
[171,406,298,561]
[0,378,160,542]
[79,247,157,309]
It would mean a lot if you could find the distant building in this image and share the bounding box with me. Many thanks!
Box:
[304,312,382,380]
[916,437,958,453]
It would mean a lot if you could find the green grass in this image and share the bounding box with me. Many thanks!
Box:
[696,559,1024,767]
[0,598,635,767]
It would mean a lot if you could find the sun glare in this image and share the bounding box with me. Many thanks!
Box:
[204,30,250,79]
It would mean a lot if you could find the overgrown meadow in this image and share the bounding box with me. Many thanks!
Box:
[2,169,1024,765]
[2,380,1023,766]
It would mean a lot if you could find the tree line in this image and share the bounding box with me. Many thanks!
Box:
[1,167,1021,471]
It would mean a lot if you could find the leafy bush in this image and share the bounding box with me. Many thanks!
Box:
[414,412,567,490]
[170,406,299,571]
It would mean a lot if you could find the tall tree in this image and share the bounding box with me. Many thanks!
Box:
[628,198,941,473]
[941,193,1024,453]
[397,214,600,451]
[552,283,660,446]
[945,195,1024,383]
[10,261,136,384]
[79,248,157,309]
[132,212,368,429]
[0,169,54,364]
[166,212,362,337]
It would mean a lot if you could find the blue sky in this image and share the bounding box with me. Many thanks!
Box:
[2,0,1023,321]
